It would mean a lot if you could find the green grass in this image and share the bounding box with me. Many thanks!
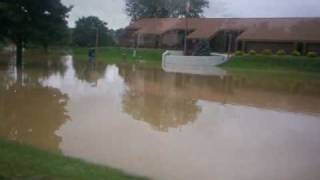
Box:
[0,139,147,180]
[222,55,320,73]
[73,47,163,63]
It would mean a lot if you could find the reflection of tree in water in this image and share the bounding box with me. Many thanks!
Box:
[123,92,200,132]
[120,64,201,132]
[1,55,68,88]
[27,58,68,78]
[72,60,107,85]
[0,67,69,152]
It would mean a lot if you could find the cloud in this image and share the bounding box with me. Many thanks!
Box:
[207,0,320,17]
[62,0,130,29]
[62,0,320,29]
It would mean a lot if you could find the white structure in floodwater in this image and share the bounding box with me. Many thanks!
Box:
[162,50,229,76]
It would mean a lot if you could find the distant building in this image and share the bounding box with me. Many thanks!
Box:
[119,18,320,54]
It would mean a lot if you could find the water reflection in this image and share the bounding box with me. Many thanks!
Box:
[1,55,320,180]
[0,64,69,152]
[73,60,107,86]
[120,65,201,131]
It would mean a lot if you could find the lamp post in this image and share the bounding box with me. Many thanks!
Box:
[184,0,191,55]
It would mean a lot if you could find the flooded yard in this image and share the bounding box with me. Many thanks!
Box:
[1,55,320,180]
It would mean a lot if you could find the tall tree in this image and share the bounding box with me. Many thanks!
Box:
[72,16,114,47]
[0,0,71,67]
[125,0,209,21]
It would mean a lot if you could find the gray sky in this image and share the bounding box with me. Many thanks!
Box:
[61,0,320,29]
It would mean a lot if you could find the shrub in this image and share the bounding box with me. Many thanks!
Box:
[307,51,318,58]
[234,51,244,56]
[276,49,286,56]
[248,50,257,55]
[292,50,301,56]
[262,49,272,55]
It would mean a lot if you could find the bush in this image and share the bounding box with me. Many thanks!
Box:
[234,51,244,56]
[248,50,257,55]
[276,49,286,56]
[292,50,301,56]
[262,49,272,55]
[307,51,318,58]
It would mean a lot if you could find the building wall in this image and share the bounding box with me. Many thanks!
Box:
[137,34,159,48]
[306,43,320,54]
[161,30,180,48]
[244,41,295,53]
[209,31,242,53]
[118,29,137,47]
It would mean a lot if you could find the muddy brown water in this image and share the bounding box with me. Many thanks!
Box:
[1,55,320,180]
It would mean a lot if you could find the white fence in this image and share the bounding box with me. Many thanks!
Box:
[162,50,229,67]
[162,51,229,76]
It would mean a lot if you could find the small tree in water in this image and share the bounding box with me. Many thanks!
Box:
[192,40,211,56]
[0,0,71,67]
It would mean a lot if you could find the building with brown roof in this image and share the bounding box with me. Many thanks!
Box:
[119,18,320,54]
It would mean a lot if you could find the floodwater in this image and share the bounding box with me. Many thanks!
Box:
[1,55,320,180]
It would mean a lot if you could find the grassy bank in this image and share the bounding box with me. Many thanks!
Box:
[0,139,147,180]
[73,47,163,63]
[222,55,320,73]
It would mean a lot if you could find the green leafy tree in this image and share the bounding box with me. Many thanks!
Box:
[125,0,209,21]
[72,16,115,47]
[125,0,169,21]
[0,0,71,67]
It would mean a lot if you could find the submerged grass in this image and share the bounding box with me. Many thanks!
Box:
[222,55,320,73]
[3,47,320,73]
[73,47,320,73]
[0,139,147,180]
[73,47,163,62]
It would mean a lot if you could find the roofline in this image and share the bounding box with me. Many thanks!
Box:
[132,17,320,21]
[237,39,320,43]
[126,17,320,42]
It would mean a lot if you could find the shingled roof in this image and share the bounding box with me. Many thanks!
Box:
[126,18,320,42]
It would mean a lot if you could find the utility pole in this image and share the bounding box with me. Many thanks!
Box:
[95,27,99,51]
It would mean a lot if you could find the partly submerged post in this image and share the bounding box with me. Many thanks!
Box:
[184,17,188,55]
[133,33,139,58]
[227,32,233,59]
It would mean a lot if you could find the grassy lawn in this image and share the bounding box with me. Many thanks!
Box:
[0,139,147,180]
[73,47,163,63]
[222,55,320,73]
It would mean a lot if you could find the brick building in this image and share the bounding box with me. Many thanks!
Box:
[119,18,320,54]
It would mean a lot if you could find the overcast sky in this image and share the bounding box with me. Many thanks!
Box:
[61,0,320,29]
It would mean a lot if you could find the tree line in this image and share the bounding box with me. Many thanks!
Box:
[0,0,209,67]
[126,0,209,21]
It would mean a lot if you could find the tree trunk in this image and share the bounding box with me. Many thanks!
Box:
[16,38,23,68]
[16,66,23,86]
